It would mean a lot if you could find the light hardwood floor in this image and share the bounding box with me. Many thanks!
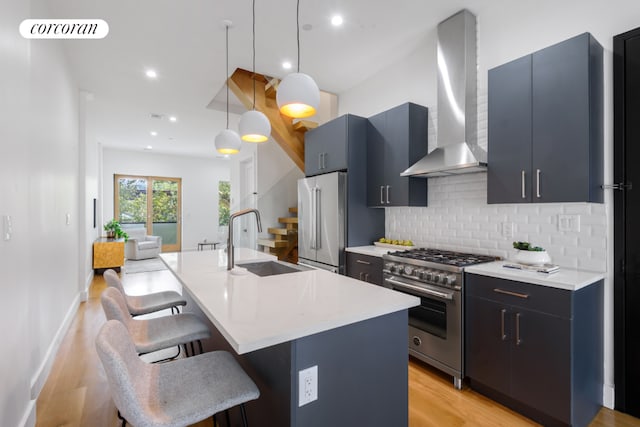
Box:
[36,270,640,427]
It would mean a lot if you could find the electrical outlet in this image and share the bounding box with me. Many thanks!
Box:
[501,222,514,239]
[298,365,318,407]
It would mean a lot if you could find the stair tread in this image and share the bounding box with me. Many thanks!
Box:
[288,207,298,214]
[268,227,289,235]
[279,217,298,224]
[293,120,318,132]
[258,238,289,248]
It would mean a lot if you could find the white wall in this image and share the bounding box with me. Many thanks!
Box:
[79,92,101,297]
[339,0,640,408]
[227,139,302,250]
[0,0,82,425]
[256,140,304,236]
[102,148,230,250]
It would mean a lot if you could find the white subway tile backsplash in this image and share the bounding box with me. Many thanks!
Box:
[386,173,607,272]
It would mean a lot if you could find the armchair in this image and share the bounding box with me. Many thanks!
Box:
[125,228,162,260]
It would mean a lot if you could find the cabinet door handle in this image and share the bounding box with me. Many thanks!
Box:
[359,272,364,280]
[318,154,322,170]
[516,312,522,345]
[386,185,391,204]
[364,273,369,282]
[356,260,371,265]
[500,309,507,340]
[493,288,529,299]
[521,170,526,199]
[536,169,541,198]
[380,186,385,204]
[322,153,327,169]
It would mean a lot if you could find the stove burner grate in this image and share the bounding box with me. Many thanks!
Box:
[389,248,498,267]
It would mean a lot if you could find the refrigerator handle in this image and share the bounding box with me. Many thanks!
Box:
[315,187,321,249]
[310,187,317,249]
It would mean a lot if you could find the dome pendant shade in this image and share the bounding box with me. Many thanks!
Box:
[276,72,320,118]
[239,110,271,142]
[215,129,242,154]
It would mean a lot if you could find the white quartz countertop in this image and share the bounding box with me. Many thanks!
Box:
[346,245,392,258]
[161,249,419,354]
[465,261,605,291]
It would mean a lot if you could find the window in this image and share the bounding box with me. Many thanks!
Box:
[114,174,182,252]
[218,181,230,226]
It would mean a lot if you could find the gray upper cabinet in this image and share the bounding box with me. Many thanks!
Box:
[303,113,386,247]
[488,32,603,204]
[305,115,350,176]
[367,102,429,207]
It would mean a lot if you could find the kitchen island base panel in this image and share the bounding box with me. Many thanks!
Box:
[182,286,409,427]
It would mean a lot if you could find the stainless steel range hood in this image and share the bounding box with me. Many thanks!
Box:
[402,9,486,178]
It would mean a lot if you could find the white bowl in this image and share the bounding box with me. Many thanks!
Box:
[514,250,551,265]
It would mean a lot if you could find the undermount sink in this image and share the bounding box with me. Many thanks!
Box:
[235,261,310,277]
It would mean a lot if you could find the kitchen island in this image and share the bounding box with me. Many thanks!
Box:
[161,249,419,427]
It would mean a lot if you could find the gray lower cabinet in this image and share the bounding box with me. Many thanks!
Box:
[346,252,382,286]
[305,114,351,176]
[465,273,603,427]
[367,102,428,207]
[487,32,603,204]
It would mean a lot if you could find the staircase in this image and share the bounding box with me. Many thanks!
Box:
[257,207,298,264]
[228,68,318,172]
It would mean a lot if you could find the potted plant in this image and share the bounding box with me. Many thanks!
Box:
[104,219,129,240]
[512,241,551,265]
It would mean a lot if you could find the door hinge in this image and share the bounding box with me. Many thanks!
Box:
[601,183,632,190]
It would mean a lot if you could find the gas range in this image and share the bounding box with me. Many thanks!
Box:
[383,248,499,290]
[382,247,499,389]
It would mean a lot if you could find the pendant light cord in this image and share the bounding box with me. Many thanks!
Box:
[296,0,300,72]
[225,24,230,129]
[252,0,256,110]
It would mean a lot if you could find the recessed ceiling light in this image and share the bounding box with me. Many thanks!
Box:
[169,116,177,122]
[282,61,292,70]
[150,131,158,136]
[331,15,343,26]
[145,145,153,150]
[145,69,158,79]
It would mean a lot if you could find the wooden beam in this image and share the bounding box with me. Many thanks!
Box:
[228,68,305,171]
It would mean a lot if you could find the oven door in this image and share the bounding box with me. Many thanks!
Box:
[385,275,462,375]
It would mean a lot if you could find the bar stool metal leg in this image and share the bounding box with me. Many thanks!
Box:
[240,403,249,427]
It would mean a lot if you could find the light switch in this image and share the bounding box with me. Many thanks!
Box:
[501,222,514,239]
[3,215,13,241]
[558,214,580,232]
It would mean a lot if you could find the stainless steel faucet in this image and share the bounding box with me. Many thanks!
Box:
[227,208,262,270]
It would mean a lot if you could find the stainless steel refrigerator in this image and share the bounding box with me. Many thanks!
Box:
[297,171,346,273]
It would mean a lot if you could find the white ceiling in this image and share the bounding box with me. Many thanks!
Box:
[48,0,475,158]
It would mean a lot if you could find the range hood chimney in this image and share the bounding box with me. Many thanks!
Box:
[402,9,487,178]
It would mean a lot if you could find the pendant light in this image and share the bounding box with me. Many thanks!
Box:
[239,0,271,143]
[215,21,242,155]
[276,0,320,119]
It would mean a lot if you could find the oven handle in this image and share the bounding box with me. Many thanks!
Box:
[385,278,454,301]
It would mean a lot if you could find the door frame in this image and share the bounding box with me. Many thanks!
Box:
[613,25,640,413]
[114,174,182,252]
[238,155,257,249]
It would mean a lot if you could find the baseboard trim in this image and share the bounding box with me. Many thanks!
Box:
[603,384,615,409]
[30,292,81,400]
[20,400,36,427]
[81,270,94,301]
